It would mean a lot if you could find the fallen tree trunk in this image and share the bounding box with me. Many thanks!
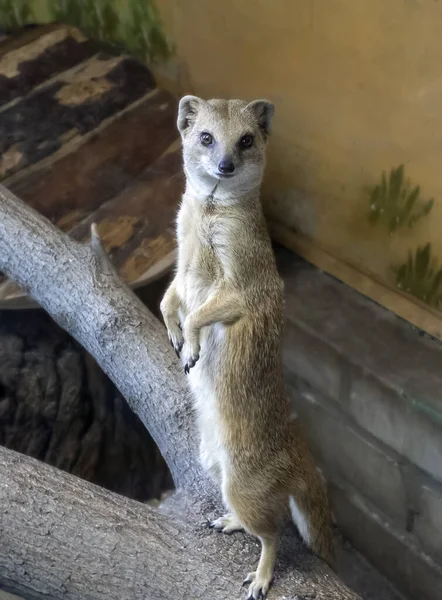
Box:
[0,184,361,600]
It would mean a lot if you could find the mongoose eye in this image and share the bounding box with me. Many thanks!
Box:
[200,132,213,146]
[239,134,254,149]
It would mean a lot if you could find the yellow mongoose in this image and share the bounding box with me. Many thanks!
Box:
[160,96,335,599]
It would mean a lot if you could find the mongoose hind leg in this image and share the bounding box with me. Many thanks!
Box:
[223,476,279,599]
[243,534,277,600]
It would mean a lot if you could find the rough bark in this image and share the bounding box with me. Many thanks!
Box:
[0,184,361,600]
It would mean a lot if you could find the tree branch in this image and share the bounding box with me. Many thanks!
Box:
[0,183,204,493]
[0,184,361,600]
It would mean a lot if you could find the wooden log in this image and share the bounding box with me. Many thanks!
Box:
[0,184,361,600]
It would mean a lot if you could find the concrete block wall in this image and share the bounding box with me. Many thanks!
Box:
[276,246,442,600]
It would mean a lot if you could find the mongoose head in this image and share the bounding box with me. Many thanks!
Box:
[177,96,274,196]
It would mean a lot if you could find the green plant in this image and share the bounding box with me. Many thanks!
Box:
[47,0,173,64]
[0,0,32,30]
[369,164,434,234]
[122,0,173,63]
[48,0,119,43]
[395,243,442,308]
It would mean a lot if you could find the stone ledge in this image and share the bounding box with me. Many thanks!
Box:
[283,322,342,402]
[414,479,442,563]
[287,368,442,564]
[330,482,442,600]
[276,245,442,596]
[276,245,442,410]
[350,374,442,482]
[286,373,408,524]
[276,246,442,484]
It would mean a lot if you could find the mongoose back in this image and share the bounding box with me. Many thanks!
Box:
[160,96,335,599]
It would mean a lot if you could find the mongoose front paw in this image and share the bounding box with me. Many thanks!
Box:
[209,513,244,534]
[167,324,184,357]
[242,571,272,600]
[182,342,200,374]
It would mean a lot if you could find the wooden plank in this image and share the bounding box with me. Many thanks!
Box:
[6,89,178,227]
[0,144,183,307]
[70,143,183,285]
[268,219,442,340]
[0,54,156,179]
[0,25,64,59]
[0,27,97,107]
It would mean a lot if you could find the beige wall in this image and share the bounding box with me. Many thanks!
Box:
[155,0,442,335]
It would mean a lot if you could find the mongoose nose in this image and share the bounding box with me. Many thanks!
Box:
[218,160,235,174]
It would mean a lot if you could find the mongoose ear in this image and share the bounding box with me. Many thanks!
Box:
[177,95,203,134]
[244,99,275,136]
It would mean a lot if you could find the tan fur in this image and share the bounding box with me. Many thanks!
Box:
[160,96,335,599]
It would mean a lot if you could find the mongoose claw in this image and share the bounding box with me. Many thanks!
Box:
[168,331,184,357]
[169,339,180,358]
[243,571,271,600]
[182,339,200,374]
[183,353,199,374]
